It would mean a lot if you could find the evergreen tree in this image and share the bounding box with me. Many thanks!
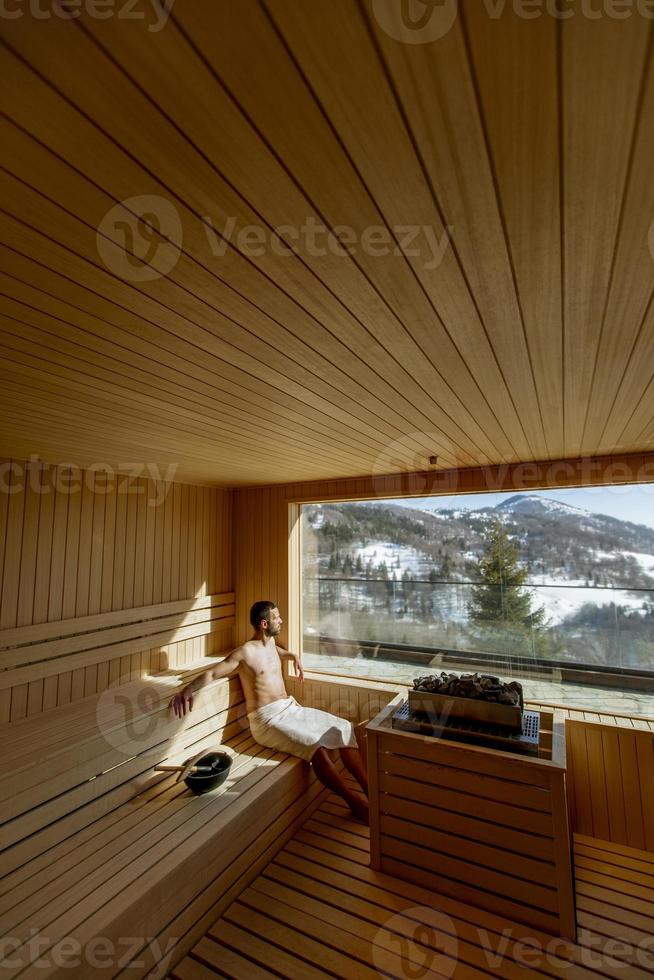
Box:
[468,520,544,628]
[440,554,453,578]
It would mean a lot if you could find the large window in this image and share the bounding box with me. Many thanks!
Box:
[300,486,654,712]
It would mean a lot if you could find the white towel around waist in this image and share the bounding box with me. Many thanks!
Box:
[247,695,357,762]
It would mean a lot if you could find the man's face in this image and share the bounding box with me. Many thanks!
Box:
[263,607,283,636]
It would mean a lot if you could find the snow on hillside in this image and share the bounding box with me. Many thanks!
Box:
[496,494,588,517]
[355,542,432,578]
[525,579,648,623]
[622,552,654,574]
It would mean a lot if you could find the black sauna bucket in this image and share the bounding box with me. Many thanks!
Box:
[155,750,232,795]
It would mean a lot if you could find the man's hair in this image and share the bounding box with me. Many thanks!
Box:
[249,600,277,630]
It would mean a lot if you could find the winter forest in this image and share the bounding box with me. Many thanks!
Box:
[301,493,654,672]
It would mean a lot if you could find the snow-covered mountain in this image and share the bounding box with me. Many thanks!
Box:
[304,496,654,595]
[495,494,587,519]
[303,498,654,667]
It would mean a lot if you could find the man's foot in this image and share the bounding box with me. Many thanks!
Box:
[348,794,369,825]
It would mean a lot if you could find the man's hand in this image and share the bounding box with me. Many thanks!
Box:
[169,686,193,717]
[294,656,305,682]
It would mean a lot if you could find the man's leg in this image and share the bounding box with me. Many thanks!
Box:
[339,746,368,795]
[311,747,369,823]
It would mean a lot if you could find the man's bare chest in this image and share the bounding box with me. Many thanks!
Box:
[244,650,281,680]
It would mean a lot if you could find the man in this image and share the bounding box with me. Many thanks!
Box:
[169,600,369,822]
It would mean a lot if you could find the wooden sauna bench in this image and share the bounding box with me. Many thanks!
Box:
[367,695,576,940]
[0,665,328,978]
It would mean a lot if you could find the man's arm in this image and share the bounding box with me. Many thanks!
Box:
[168,647,243,717]
[276,643,304,682]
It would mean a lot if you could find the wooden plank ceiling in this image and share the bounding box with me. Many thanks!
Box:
[0,0,653,486]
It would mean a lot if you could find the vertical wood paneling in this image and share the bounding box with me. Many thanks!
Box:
[0,456,232,718]
[143,479,157,606]
[619,730,646,850]
[123,476,138,608]
[61,466,81,621]
[0,459,9,619]
[153,479,164,605]
[186,484,196,598]
[170,482,181,601]
[234,485,289,646]
[567,720,654,851]
[161,482,174,604]
[10,683,28,722]
[179,482,189,601]
[57,670,72,707]
[602,727,627,845]
[16,460,41,628]
[207,487,216,597]
[111,476,127,612]
[100,474,117,614]
[75,469,94,618]
[32,464,54,625]
[193,483,203,597]
[42,673,57,711]
[133,476,147,609]
[1,461,25,629]
[201,487,210,596]
[87,471,106,615]
[636,736,654,852]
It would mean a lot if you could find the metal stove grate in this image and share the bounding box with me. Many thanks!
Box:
[391,700,541,755]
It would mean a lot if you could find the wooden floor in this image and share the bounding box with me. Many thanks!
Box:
[171,784,654,980]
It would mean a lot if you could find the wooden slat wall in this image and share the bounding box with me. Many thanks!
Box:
[566,718,654,852]
[0,456,233,722]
